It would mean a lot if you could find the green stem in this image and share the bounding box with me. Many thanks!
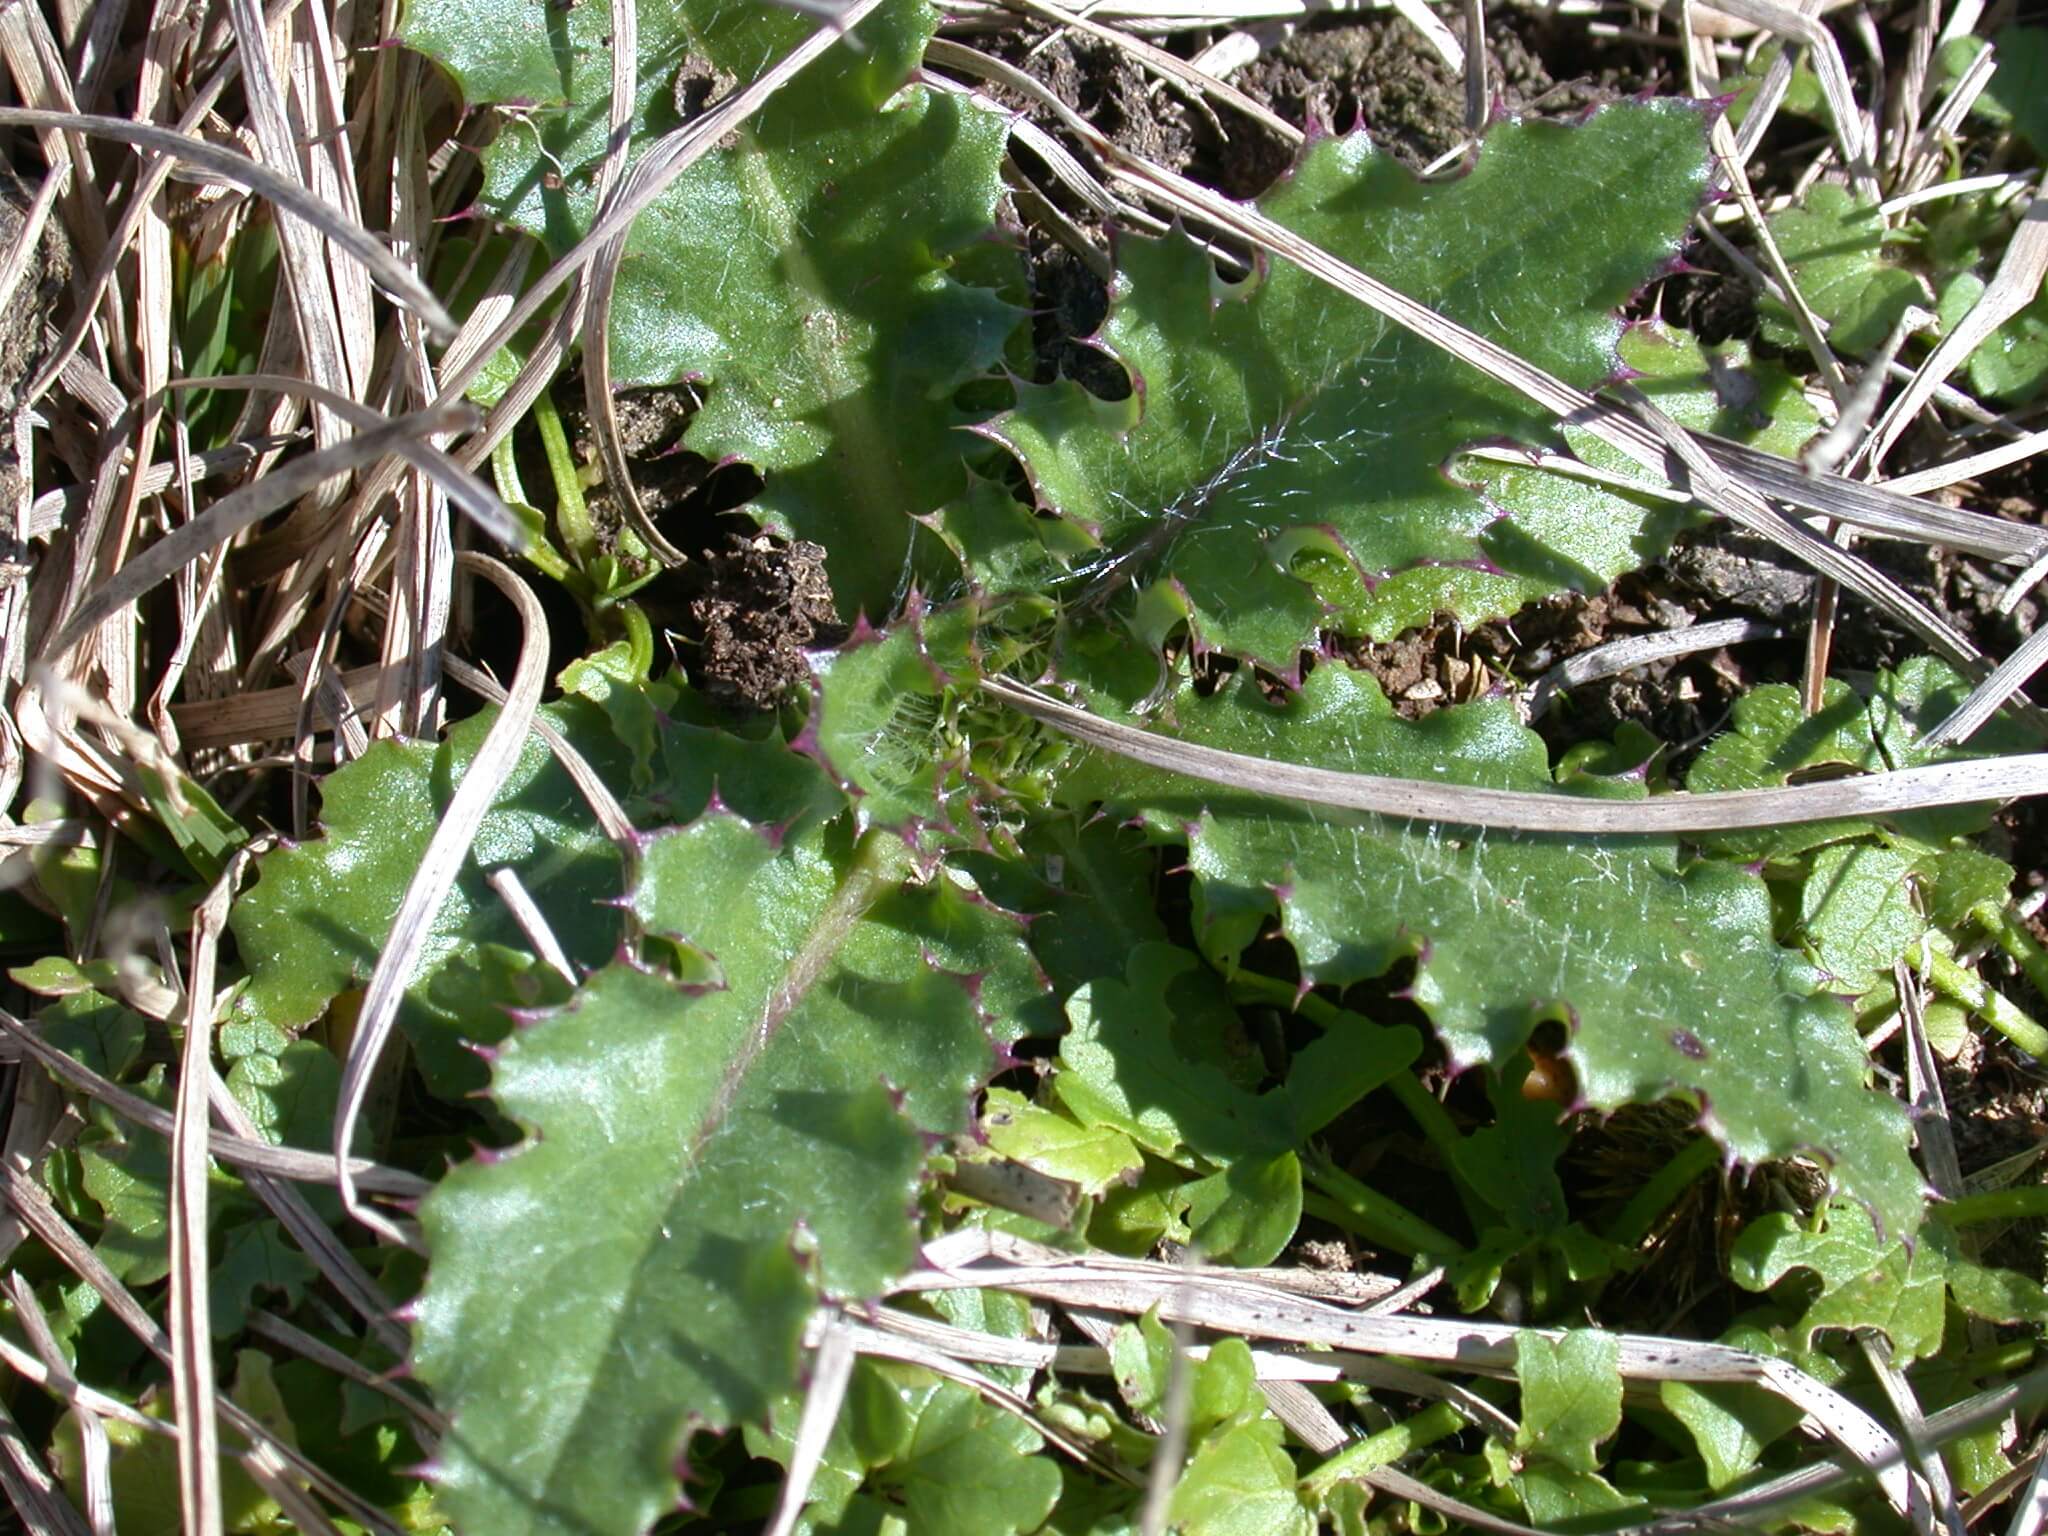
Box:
[1931,1186,2048,1228]
[491,434,572,583]
[533,386,599,569]
[1301,1157,1464,1261]
[1603,1135,1720,1250]
[1301,1400,1467,1499]
[617,600,655,681]
[1975,902,2048,1014]
[1230,971,1491,1234]
[1913,944,2048,1060]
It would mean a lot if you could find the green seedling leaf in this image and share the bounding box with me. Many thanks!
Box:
[1171,1413,1315,1536]
[1055,660,1922,1238]
[53,1349,294,1535]
[1940,28,2048,156]
[230,702,631,1097]
[1800,843,1923,994]
[77,1069,175,1286]
[413,811,1042,1536]
[1941,269,2048,403]
[404,0,1022,620]
[980,103,1711,662]
[1731,1199,2048,1363]
[1762,184,1932,356]
[1515,1329,1622,1475]
[208,1219,319,1336]
[785,1374,1062,1536]
[38,990,146,1080]
[982,1086,1145,1197]
[1659,1325,1812,1489]
[1054,941,1418,1263]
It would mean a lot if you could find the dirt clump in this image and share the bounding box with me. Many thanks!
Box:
[687,532,841,710]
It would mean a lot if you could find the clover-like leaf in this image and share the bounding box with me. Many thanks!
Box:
[1054,942,1417,1263]
[1731,1199,2048,1363]
[1762,184,1932,356]
[1053,660,1922,1238]
[1515,1329,1623,1476]
[412,810,1043,1536]
[977,102,1711,663]
[403,0,1022,620]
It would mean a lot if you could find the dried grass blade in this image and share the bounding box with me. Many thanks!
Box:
[3,1276,112,1536]
[0,1006,430,1196]
[170,864,243,1536]
[766,1316,858,1536]
[332,553,549,1240]
[983,676,2048,833]
[38,399,475,667]
[0,106,453,337]
[0,1396,91,1536]
[1927,625,2048,747]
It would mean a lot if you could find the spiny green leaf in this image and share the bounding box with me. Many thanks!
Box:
[977,103,1711,661]
[229,703,631,1097]
[413,811,1042,1536]
[1731,1199,2048,1363]
[403,0,1022,620]
[1515,1330,1622,1475]
[1053,659,1922,1237]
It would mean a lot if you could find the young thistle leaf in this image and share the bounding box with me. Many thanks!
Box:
[977,102,1713,665]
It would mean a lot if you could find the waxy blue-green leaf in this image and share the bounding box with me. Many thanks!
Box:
[978,103,1712,662]
[413,811,1043,1536]
[1053,660,1922,1238]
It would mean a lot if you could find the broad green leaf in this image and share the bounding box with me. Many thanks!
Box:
[208,1220,318,1337]
[1762,184,1932,356]
[1514,1464,1644,1524]
[1170,1414,1314,1536]
[1515,1330,1622,1475]
[1731,1199,2048,1362]
[38,990,145,1080]
[1110,1311,1257,1429]
[230,704,631,1097]
[981,1087,1144,1197]
[413,811,1043,1536]
[1052,941,1417,1263]
[1941,27,2048,156]
[404,0,1022,621]
[1055,661,1922,1238]
[1943,269,2048,403]
[53,1351,293,1535]
[1658,1325,1810,1489]
[1799,844,1922,993]
[979,103,1712,661]
[77,1070,175,1286]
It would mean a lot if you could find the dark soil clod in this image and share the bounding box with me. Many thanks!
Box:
[687,533,842,711]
